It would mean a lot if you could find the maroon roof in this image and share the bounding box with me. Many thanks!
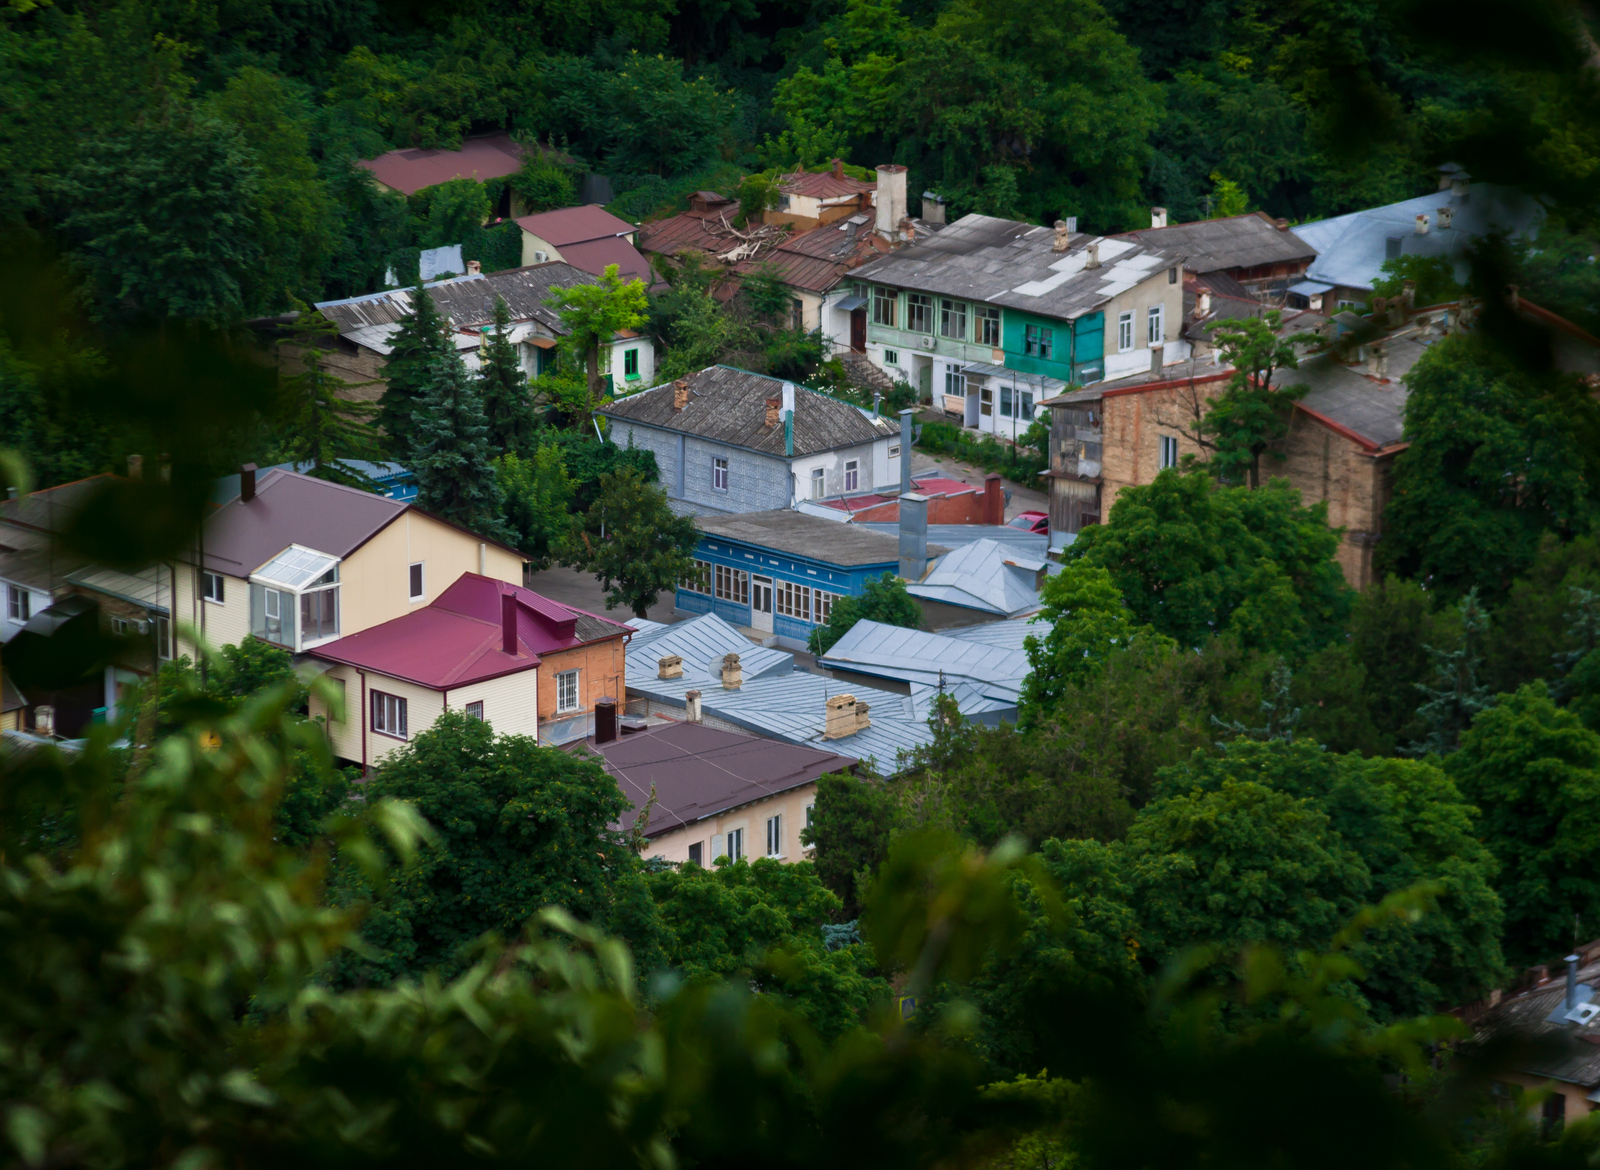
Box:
[557,236,653,283]
[780,170,875,200]
[308,572,633,689]
[637,207,748,259]
[513,205,636,247]
[358,134,525,197]
[577,721,858,837]
[196,469,405,578]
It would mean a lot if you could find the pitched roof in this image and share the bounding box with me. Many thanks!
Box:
[1,670,23,715]
[698,509,949,570]
[817,618,1036,720]
[599,364,898,457]
[904,537,1055,617]
[1473,953,1600,1087]
[1277,332,1436,450]
[637,206,750,260]
[513,205,636,246]
[779,170,875,200]
[858,522,1047,554]
[852,214,1181,323]
[579,720,857,838]
[735,214,889,293]
[555,236,652,283]
[358,133,525,197]
[1113,212,1315,274]
[316,262,593,337]
[0,474,119,536]
[307,572,630,689]
[193,469,405,578]
[0,523,90,593]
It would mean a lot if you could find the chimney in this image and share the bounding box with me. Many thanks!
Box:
[832,157,844,181]
[1149,342,1165,376]
[899,409,915,496]
[1053,220,1072,253]
[899,215,916,244]
[921,192,947,225]
[824,693,858,740]
[1437,206,1454,230]
[854,700,871,733]
[983,473,1004,526]
[1568,954,1582,1011]
[657,654,683,680]
[1085,240,1101,269]
[1414,213,1429,235]
[1508,283,1521,310]
[1375,347,1389,380]
[1452,176,1470,201]
[1194,289,1212,320]
[1401,279,1416,310]
[240,463,257,503]
[672,379,690,412]
[898,491,929,580]
[594,699,618,745]
[1274,217,1290,231]
[720,652,742,690]
[1150,207,1168,229]
[34,704,55,737]
[127,454,143,480]
[765,396,781,428]
[501,592,518,655]
[466,259,482,276]
[685,689,702,722]
[874,165,908,241]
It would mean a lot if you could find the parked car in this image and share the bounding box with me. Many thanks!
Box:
[1007,511,1049,534]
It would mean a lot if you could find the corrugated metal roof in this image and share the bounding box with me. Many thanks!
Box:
[599,364,898,458]
[852,214,1181,322]
[512,205,636,247]
[904,538,1056,617]
[358,133,525,196]
[66,563,172,614]
[556,236,652,283]
[1114,212,1315,273]
[818,619,1035,714]
[699,509,948,569]
[0,474,116,536]
[638,208,749,259]
[317,262,595,337]
[781,170,876,199]
[195,469,406,578]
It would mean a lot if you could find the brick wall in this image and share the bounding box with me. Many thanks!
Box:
[539,637,627,730]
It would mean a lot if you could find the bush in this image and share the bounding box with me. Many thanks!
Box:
[917,420,1047,484]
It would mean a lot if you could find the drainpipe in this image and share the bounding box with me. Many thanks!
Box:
[1568,954,1582,1011]
[358,668,368,774]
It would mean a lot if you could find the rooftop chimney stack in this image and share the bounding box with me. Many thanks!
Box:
[1274,217,1290,231]
[1438,206,1454,230]
[1402,280,1417,310]
[34,705,54,738]
[1151,207,1168,229]
[240,463,257,503]
[765,396,781,428]
[658,654,684,680]
[1453,176,1470,201]
[1415,213,1430,235]
[1085,240,1101,269]
[501,592,518,655]
[594,699,617,745]
[1568,954,1582,1010]
[781,381,795,417]
[672,379,690,412]
[921,191,947,225]
[466,259,482,276]
[898,491,929,580]
[854,700,871,733]
[832,157,844,181]
[1149,342,1165,376]
[824,693,858,740]
[1195,289,1212,319]
[874,165,908,242]
[720,653,742,690]
[127,454,143,480]
[685,689,702,722]
[1053,220,1072,253]
[899,409,915,495]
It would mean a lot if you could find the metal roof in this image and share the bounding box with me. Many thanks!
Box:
[637,207,749,259]
[0,474,117,536]
[852,214,1182,322]
[357,133,525,197]
[0,523,89,593]
[1114,212,1315,274]
[698,509,949,569]
[316,262,597,338]
[512,205,636,247]
[66,563,174,614]
[554,236,652,283]
[817,618,1039,718]
[780,170,876,200]
[600,364,899,459]
[193,469,406,579]
[904,538,1056,617]
[1474,955,1600,1087]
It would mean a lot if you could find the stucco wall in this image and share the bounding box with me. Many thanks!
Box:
[340,511,524,636]
[644,779,820,865]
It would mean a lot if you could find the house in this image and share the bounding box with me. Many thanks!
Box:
[736,212,888,338]
[576,718,858,866]
[623,610,937,771]
[598,365,903,516]
[306,572,633,765]
[901,538,1056,626]
[314,261,655,398]
[512,205,651,282]
[358,132,529,211]
[1291,170,1544,312]
[1,670,23,732]
[169,465,526,660]
[1114,209,1316,300]
[214,460,418,505]
[636,190,750,277]
[0,481,93,644]
[850,213,1186,433]
[678,508,947,647]
[764,160,876,231]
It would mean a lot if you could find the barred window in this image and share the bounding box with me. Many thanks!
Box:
[715,564,749,604]
[814,591,838,625]
[681,558,713,595]
[776,580,812,622]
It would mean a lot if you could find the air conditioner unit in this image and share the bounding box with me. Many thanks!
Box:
[534,251,549,263]
[136,619,151,635]
[919,336,935,350]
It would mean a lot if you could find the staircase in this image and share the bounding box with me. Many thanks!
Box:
[838,351,899,397]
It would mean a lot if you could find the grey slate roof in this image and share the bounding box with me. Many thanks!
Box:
[600,365,897,458]
[851,214,1181,322]
[1474,954,1600,1087]
[1114,213,1315,274]
[699,509,948,568]
[817,618,1042,721]
[905,538,1056,617]
[1276,332,1438,450]
[316,261,597,339]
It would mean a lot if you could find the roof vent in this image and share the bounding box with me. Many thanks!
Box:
[1567,1002,1600,1026]
[1414,213,1430,236]
[1085,240,1101,269]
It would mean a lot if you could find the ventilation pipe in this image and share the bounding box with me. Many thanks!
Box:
[594,699,618,744]
[899,409,915,496]
[1568,954,1582,1011]
[898,492,929,580]
[685,689,702,722]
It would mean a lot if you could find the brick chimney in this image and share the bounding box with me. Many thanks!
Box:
[658,654,683,680]
[672,379,690,411]
[854,700,871,733]
[594,698,617,744]
[765,396,781,428]
[720,652,742,690]
[1053,220,1072,252]
[824,693,858,739]
[983,473,1004,526]
[832,157,844,181]
[239,462,256,503]
[685,689,702,722]
[501,592,518,655]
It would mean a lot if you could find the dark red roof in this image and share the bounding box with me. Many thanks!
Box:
[637,207,747,259]
[513,205,636,246]
[780,170,875,200]
[308,573,632,689]
[557,236,653,283]
[358,134,525,197]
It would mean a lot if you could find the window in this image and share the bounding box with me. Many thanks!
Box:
[939,299,967,340]
[7,584,29,624]
[624,348,640,379]
[806,804,815,831]
[537,346,558,376]
[905,292,932,333]
[155,615,172,659]
[872,286,897,327]
[1168,266,1178,284]
[556,669,580,714]
[1000,385,1013,417]
[714,564,749,604]
[980,384,994,416]
[200,572,224,603]
[790,298,804,331]
[810,467,825,499]
[944,368,966,398]
[883,348,899,366]
[1159,435,1179,469]
[712,457,729,492]
[1147,305,1164,345]
[251,547,338,650]
[465,700,484,720]
[814,591,837,625]
[300,582,339,644]
[256,586,293,646]
[776,580,812,622]
[408,562,424,601]
[727,827,745,862]
[888,444,900,460]
[976,305,1001,346]
[688,841,703,867]
[681,558,713,595]
[844,460,859,492]
[766,814,783,857]
[1117,312,1134,352]
[1020,391,1034,420]
[371,690,408,739]
[111,616,131,636]
[1024,324,1053,359]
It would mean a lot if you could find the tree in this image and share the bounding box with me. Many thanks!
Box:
[1198,311,1314,488]
[1409,590,1494,756]
[1371,254,1463,310]
[409,177,492,252]
[479,296,536,451]
[808,572,923,655]
[509,147,578,213]
[376,282,451,456]
[1019,561,1145,723]
[569,466,699,617]
[408,350,510,540]
[800,771,899,919]
[498,443,575,567]
[1447,682,1600,966]
[333,712,665,987]
[271,300,385,489]
[545,264,649,412]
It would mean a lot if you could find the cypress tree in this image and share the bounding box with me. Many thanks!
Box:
[479,296,536,452]
[378,282,450,457]
[410,349,510,541]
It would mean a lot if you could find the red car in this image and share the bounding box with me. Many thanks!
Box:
[1007,510,1049,534]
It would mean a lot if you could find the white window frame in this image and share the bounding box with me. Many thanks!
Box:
[888,444,900,460]
[1148,305,1164,345]
[776,580,812,622]
[200,571,225,604]
[766,813,783,858]
[727,827,745,862]
[712,457,729,492]
[465,700,484,720]
[1159,435,1179,469]
[371,690,408,739]
[810,467,825,499]
[1118,312,1134,353]
[409,562,425,601]
[714,564,749,604]
[155,615,172,659]
[814,591,837,625]
[556,669,580,714]
[682,558,713,595]
[6,583,30,623]
[844,460,859,492]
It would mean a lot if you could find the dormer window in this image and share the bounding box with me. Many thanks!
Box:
[249,545,340,651]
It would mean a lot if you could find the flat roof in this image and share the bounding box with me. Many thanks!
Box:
[699,510,948,568]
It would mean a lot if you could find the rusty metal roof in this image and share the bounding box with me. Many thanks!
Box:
[780,170,876,200]
[637,207,754,260]
[512,205,636,246]
[358,133,525,197]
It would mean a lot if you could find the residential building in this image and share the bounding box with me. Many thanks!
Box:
[306,572,631,765]
[764,160,877,231]
[358,132,528,213]
[1114,209,1316,300]
[313,261,655,398]
[214,460,418,505]
[170,466,526,661]
[577,718,857,866]
[636,190,748,277]
[1292,170,1544,312]
[512,205,651,282]
[676,509,947,647]
[737,212,888,340]
[599,365,902,517]
[851,213,1186,434]
[902,538,1055,626]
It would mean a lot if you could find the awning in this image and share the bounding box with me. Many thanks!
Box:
[835,295,868,311]
[527,336,557,349]
[1288,280,1335,296]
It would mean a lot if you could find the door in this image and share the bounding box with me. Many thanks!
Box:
[751,576,774,633]
[850,307,867,353]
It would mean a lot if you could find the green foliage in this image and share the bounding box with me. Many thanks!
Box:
[1447,682,1600,966]
[1070,468,1354,659]
[736,173,784,227]
[270,301,385,489]
[801,771,899,919]
[479,296,537,451]
[1510,223,1600,337]
[497,443,575,567]
[409,177,492,252]
[408,351,511,541]
[1198,311,1313,488]
[1371,254,1464,309]
[1208,172,1250,218]
[1410,590,1494,756]
[808,572,923,655]
[915,420,1048,484]
[1019,562,1146,721]
[568,466,699,617]
[510,148,579,213]
[546,264,649,408]
[376,282,451,455]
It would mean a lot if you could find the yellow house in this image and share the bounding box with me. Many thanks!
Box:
[170,467,526,660]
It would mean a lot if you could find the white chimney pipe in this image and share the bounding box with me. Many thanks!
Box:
[1415,213,1429,235]
[1085,240,1100,269]
[781,381,795,417]
[1151,207,1168,229]
[875,165,908,242]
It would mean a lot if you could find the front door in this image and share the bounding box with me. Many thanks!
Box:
[850,308,867,352]
[751,576,774,633]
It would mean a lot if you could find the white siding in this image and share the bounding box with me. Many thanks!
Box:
[172,563,250,659]
[449,669,540,740]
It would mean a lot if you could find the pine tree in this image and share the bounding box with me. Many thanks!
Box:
[479,296,536,452]
[409,350,510,540]
[1409,589,1493,756]
[274,299,385,490]
[378,282,450,457]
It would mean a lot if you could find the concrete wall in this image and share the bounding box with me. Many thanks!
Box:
[644,778,820,865]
